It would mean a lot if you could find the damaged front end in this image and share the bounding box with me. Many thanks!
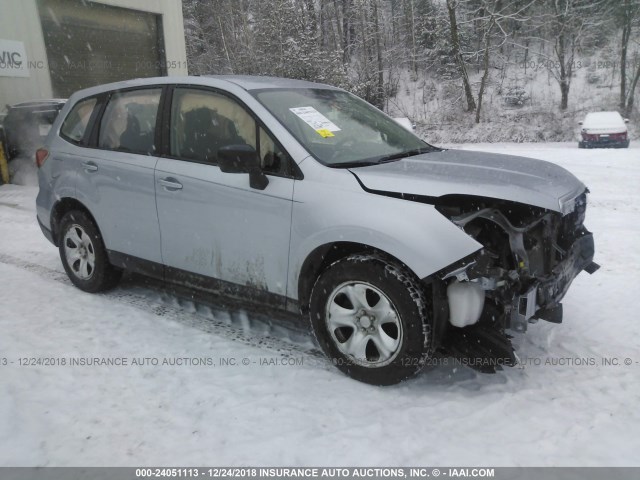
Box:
[434,191,599,371]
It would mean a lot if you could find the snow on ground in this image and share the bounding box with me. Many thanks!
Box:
[0,142,639,467]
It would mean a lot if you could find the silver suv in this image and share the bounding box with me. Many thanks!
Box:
[36,76,599,385]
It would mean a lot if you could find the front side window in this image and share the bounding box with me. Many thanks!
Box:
[60,97,97,143]
[98,88,161,155]
[170,88,255,164]
[254,88,435,167]
[170,88,293,176]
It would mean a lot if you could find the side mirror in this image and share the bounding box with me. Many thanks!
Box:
[218,144,269,190]
[578,121,583,126]
[624,118,630,123]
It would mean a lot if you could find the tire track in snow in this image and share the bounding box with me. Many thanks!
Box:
[0,252,327,364]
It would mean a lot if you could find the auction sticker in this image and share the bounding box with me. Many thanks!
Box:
[289,106,341,137]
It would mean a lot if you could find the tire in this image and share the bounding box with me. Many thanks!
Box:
[309,254,432,385]
[58,210,121,292]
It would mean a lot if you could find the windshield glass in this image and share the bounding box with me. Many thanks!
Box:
[253,88,435,167]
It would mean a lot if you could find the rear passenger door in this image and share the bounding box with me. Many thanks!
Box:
[75,87,163,265]
[154,86,295,305]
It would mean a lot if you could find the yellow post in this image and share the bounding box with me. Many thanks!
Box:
[0,140,9,185]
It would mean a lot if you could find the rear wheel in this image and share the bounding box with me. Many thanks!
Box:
[59,210,121,292]
[309,254,432,385]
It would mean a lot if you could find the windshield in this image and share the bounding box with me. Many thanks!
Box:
[253,88,435,167]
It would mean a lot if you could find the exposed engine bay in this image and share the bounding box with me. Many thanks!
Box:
[433,191,600,371]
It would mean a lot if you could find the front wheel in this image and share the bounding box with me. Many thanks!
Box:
[59,210,121,292]
[309,254,432,385]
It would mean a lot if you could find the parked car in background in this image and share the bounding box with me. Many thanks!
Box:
[2,99,66,160]
[578,111,630,148]
[37,76,598,385]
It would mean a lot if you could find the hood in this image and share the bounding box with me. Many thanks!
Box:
[349,149,586,213]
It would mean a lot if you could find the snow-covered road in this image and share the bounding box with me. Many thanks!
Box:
[1,143,639,466]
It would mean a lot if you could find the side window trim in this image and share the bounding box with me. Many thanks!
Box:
[158,85,173,158]
[86,93,110,148]
[162,84,302,180]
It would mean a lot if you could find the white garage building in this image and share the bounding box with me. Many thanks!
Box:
[0,0,188,106]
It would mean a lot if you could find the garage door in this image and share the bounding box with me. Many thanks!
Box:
[38,0,166,98]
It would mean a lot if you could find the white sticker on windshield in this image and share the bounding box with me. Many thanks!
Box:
[289,106,341,137]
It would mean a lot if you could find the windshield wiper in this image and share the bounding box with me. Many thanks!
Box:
[373,147,434,164]
[330,146,437,169]
[328,160,382,168]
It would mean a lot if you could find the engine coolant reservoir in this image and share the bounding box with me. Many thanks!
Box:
[447,281,485,328]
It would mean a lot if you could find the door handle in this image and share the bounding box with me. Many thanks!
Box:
[158,177,183,190]
[82,161,98,172]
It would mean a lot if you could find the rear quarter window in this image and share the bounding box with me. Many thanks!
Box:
[60,97,98,144]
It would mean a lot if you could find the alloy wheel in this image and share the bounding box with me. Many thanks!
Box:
[326,281,403,367]
[63,224,96,280]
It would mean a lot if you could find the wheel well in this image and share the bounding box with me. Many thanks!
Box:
[50,198,99,246]
[297,242,413,314]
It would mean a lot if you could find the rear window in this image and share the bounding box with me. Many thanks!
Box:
[60,97,98,143]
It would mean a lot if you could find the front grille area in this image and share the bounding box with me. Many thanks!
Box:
[524,192,588,277]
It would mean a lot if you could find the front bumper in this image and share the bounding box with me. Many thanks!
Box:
[510,232,599,332]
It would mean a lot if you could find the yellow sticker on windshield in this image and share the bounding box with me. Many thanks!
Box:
[316,129,335,138]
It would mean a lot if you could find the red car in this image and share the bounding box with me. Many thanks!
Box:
[578,111,630,148]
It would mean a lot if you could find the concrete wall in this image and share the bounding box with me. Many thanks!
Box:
[0,0,188,108]
[0,0,54,108]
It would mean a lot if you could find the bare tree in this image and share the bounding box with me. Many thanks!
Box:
[446,0,476,112]
[446,0,534,122]
[531,0,611,110]
[625,47,640,115]
[614,0,640,114]
[372,0,385,107]
[474,0,503,123]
